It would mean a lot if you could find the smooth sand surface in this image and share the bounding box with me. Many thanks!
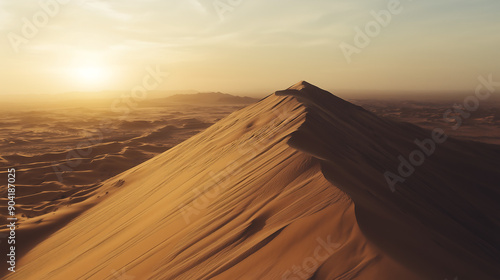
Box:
[3,83,499,279]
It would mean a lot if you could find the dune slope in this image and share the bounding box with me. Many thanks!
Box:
[7,82,500,280]
[278,82,500,280]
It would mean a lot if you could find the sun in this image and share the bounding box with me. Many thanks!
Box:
[66,62,114,91]
[74,66,109,84]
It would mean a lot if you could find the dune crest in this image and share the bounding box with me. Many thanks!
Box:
[7,82,499,280]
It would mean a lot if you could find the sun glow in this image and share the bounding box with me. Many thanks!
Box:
[72,65,110,85]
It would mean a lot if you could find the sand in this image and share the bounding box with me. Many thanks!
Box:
[2,82,499,279]
[0,102,249,275]
[353,98,500,145]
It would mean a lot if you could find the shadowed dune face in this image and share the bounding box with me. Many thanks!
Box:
[3,83,499,279]
[278,82,500,279]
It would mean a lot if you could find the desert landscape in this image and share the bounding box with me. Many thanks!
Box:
[0,93,256,269]
[352,98,500,145]
[1,0,499,279]
[1,82,499,279]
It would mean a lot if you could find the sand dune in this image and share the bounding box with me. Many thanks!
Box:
[158,92,259,105]
[0,103,248,275]
[4,82,499,279]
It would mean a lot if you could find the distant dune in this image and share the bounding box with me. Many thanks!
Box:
[4,82,500,279]
[351,98,500,145]
[162,92,259,104]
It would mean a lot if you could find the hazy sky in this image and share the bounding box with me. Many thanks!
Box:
[0,0,499,96]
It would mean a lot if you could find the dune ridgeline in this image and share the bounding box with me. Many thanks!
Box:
[7,81,500,280]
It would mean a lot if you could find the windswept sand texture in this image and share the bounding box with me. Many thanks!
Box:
[3,82,500,279]
[0,101,251,271]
